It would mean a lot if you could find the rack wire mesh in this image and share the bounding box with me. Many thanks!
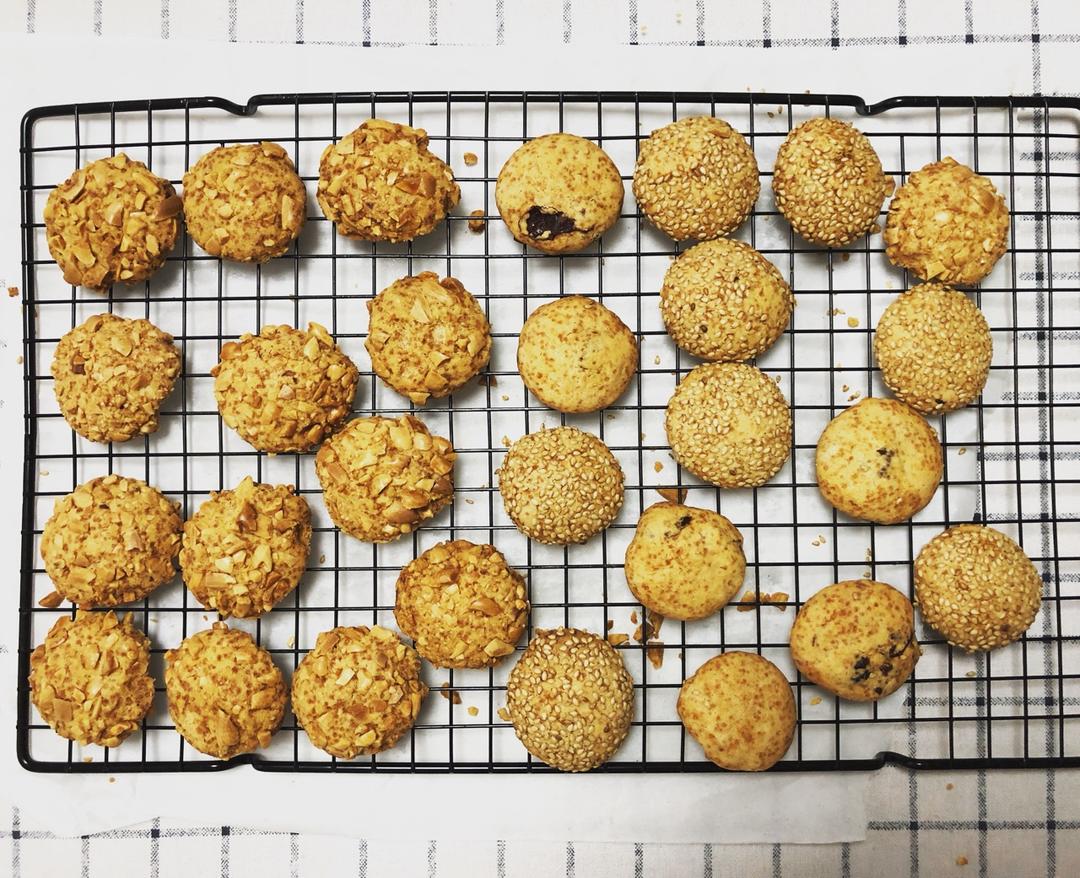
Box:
[16,91,1080,773]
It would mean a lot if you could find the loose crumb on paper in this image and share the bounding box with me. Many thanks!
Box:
[653,461,663,473]
[736,591,757,612]
[497,706,511,723]
[7,286,18,298]
[653,355,661,365]
[810,696,822,706]
[607,633,629,647]
[467,706,479,717]
[463,151,478,166]
[956,856,969,867]
[464,497,475,505]
[656,486,687,503]
[830,307,846,316]
[501,436,511,447]
[946,783,955,791]
[958,447,967,456]
[439,683,462,705]
[468,209,486,233]
[847,316,860,328]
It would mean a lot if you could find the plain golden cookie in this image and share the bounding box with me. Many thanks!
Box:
[52,312,181,443]
[516,295,637,412]
[44,153,180,290]
[815,397,942,525]
[291,625,427,759]
[505,628,633,772]
[394,540,529,668]
[29,610,154,748]
[789,579,921,701]
[366,272,492,404]
[212,322,359,453]
[915,525,1042,651]
[41,474,182,607]
[316,414,455,542]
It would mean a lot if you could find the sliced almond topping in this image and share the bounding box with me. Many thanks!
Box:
[59,170,86,203]
[470,597,501,616]
[103,200,124,227]
[334,136,355,156]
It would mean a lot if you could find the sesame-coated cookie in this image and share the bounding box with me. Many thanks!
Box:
[182,141,306,263]
[789,580,921,702]
[44,153,180,291]
[495,133,624,254]
[517,296,638,413]
[633,116,759,242]
[772,118,894,248]
[915,525,1042,652]
[291,625,428,759]
[678,651,795,771]
[366,272,492,405]
[874,284,992,414]
[394,540,529,668]
[29,610,154,747]
[505,628,633,772]
[665,363,792,489]
[41,475,182,607]
[52,313,181,444]
[497,427,624,545]
[660,239,792,362]
[317,119,459,243]
[316,415,455,543]
[165,623,286,760]
[212,322,359,453]
[883,157,1008,285]
[180,476,311,619]
[624,502,746,621]
[815,397,942,525]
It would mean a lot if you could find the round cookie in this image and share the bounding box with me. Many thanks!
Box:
[182,141,306,262]
[44,153,181,290]
[164,623,286,760]
[180,476,312,618]
[883,157,1009,285]
[915,524,1042,651]
[665,363,792,488]
[317,118,460,242]
[624,502,746,621]
[815,397,942,525]
[41,475,182,607]
[789,580,921,701]
[29,610,154,747]
[633,116,759,242]
[212,322,359,453]
[505,628,633,772]
[495,133,624,253]
[52,312,181,443]
[291,625,428,759]
[874,284,993,414]
[394,540,529,668]
[366,272,492,405]
[772,117,894,247]
[497,426,624,545]
[677,651,795,771]
[660,239,792,362]
[516,295,638,413]
[315,414,455,543]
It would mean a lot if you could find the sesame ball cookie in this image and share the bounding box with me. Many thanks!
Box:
[789,580,921,702]
[633,116,759,242]
[182,141,306,263]
[874,284,992,414]
[516,295,638,413]
[41,475,182,607]
[317,119,460,243]
[52,312,181,444]
[495,133,624,254]
[678,652,795,771]
[315,415,455,543]
[624,502,746,621]
[44,153,181,291]
[394,540,529,668]
[660,239,792,362]
[915,525,1042,652]
[212,322,359,454]
[180,476,311,619]
[883,157,1009,285]
[815,397,942,525]
[164,623,286,760]
[366,272,492,405]
[497,426,624,545]
[505,628,634,772]
[29,610,154,748]
[665,363,792,489]
[772,118,894,248]
[291,625,428,759]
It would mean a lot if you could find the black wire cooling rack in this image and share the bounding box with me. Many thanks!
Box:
[16,91,1080,774]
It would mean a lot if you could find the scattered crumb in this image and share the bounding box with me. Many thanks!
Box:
[656,486,687,504]
[830,307,846,316]
[497,706,511,722]
[630,610,638,625]
[653,355,661,365]
[847,316,860,328]
[477,374,497,387]
[811,538,821,547]
[468,209,486,233]
[607,412,616,420]
[607,633,629,647]
[286,635,295,648]
[202,615,208,622]
[606,619,614,631]
[82,756,93,763]
[767,110,775,118]
[817,534,826,544]
[956,856,969,867]
[464,497,475,505]
[646,642,664,669]
[736,591,757,612]
[958,447,967,456]
[467,706,479,717]
[762,592,790,610]
[841,384,850,393]
[501,394,509,401]
[653,461,663,473]
[439,683,462,705]
[463,151,478,166]
[39,469,49,477]
[8,287,17,298]
[840,252,851,262]
[862,570,872,578]
[946,783,955,791]
[810,696,822,706]
[16,355,23,365]
[965,670,977,678]
[501,436,511,447]
[108,776,115,784]
[865,548,873,562]
[318,554,326,564]
[645,609,664,640]
[848,391,861,401]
